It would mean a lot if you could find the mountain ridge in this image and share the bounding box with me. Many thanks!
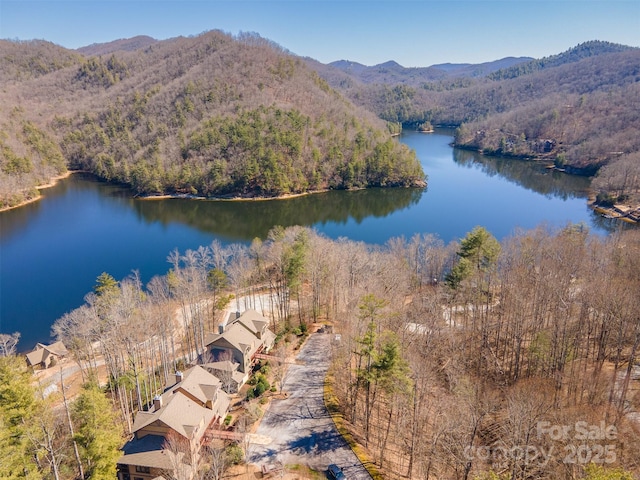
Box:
[324,56,534,85]
[1,33,638,210]
[308,40,640,208]
[0,30,425,209]
[76,35,159,56]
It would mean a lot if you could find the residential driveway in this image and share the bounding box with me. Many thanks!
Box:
[251,333,372,480]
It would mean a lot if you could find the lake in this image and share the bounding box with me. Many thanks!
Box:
[0,129,623,351]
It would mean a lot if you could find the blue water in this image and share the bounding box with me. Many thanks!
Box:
[0,130,617,350]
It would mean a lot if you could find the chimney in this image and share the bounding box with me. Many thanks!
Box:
[175,371,183,385]
[218,324,225,334]
[235,311,241,319]
[153,395,163,411]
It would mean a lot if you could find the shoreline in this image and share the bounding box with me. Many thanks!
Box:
[0,170,79,213]
[454,143,640,225]
[590,201,639,224]
[5,167,635,224]
[137,187,337,203]
[136,181,425,203]
[2,169,427,214]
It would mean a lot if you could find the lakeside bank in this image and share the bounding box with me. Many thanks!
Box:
[0,170,79,213]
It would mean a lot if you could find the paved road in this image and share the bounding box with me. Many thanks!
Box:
[251,333,372,480]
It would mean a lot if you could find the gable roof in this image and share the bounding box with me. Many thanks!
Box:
[210,387,231,419]
[236,309,269,334]
[132,366,223,440]
[203,360,240,372]
[208,323,257,357]
[132,394,214,440]
[261,327,276,349]
[205,309,275,356]
[174,365,222,405]
[123,365,231,477]
[44,341,68,356]
[234,310,275,349]
[118,434,173,469]
[26,349,46,366]
[25,341,68,366]
[202,362,246,388]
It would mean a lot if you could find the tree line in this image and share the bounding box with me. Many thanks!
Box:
[0,355,121,480]
[4,35,638,208]
[324,225,640,479]
[0,30,425,209]
[318,44,640,206]
[2,223,638,479]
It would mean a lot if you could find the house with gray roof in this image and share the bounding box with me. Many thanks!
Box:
[117,366,231,480]
[25,341,68,369]
[201,359,247,394]
[204,309,276,376]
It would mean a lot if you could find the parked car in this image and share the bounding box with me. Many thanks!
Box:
[327,464,346,480]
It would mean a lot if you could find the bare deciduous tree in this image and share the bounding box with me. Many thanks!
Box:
[0,332,20,357]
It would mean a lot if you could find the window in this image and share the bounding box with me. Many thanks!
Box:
[135,466,150,473]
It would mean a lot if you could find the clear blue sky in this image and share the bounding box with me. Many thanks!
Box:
[1,0,638,67]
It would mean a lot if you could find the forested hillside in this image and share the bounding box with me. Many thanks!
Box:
[0,31,424,208]
[0,39,82,81]
[314,41,640,209]
[75,35,158,56]
[487,40,636,80]
[318,56,532,85]
[2,36,638,210]
[2,224,638,479]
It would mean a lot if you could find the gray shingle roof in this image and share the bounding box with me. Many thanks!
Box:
[118,434,173,469]
[174,365,222,404]
[132,366,225,440]
[204,360,239,372]
[25,341,68,366]
[206,309,275,357]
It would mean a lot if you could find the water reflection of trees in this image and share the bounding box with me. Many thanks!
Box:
[0,195,44,241]
[131,187,424,241]
[588,210,638,236]
[452,149,592,200]
[0,174,85,241]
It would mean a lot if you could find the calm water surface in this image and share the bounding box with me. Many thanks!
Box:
[0,130,622,350]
